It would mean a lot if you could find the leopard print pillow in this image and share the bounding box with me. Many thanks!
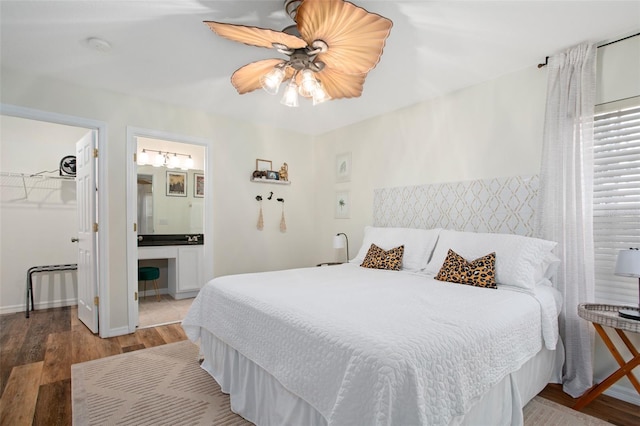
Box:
[435,249,496,288]
[360,244,404,271]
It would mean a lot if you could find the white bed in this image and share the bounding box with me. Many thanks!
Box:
[183,228,565,426]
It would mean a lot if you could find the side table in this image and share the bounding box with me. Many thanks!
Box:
[574,303,640,410]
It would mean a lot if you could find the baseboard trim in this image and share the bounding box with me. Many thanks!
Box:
[0,298,77,315]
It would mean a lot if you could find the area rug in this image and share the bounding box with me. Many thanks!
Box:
[72,341,611,426]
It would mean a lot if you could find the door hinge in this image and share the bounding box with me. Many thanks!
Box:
[93,223,99,232]
[94,296,99,306]
[93,148,99,158]
[133,223,137,232]
[133,153,137,163]
[134,292,138,301]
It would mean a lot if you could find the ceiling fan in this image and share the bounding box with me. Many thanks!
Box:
[204,0,393,107]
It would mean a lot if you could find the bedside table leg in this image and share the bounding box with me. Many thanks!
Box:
[614,328,640,393]
[573,324,640,410]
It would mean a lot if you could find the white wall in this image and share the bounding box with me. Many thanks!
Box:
[312,65,547,262]
[0,116,89,313]
[0,69,316,333]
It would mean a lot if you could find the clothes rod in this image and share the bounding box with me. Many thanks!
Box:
[537,32,640,68]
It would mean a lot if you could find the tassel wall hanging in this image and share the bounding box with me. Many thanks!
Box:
[256,195,264,231]
[278,198,286,233]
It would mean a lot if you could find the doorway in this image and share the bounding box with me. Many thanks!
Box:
[0,104,108,335]
[125,127,213,332]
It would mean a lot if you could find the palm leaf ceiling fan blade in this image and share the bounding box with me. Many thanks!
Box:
[205,21,307,50]
[296,0,393,75]
[231,59,295,94]
[315,67,366,99]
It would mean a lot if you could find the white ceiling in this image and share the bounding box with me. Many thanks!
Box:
[1,1,639,135]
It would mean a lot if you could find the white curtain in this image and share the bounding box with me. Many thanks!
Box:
[536,42,597,398]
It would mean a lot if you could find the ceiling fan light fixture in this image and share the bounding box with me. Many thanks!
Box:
[281,80,300,107]
[298,69,318,97]
[260,66,286,95]
[204,0,392,105]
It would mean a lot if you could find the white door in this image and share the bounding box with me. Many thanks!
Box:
[76,131,99,333]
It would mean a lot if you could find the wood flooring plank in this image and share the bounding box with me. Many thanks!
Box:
[40,331,72,385]
[72,328,105,364]
[122,343,146,353]
[136,327,167,348]
[32,379,71,426]
[15,311,50,365]
[0,361,43,426]
[116,331,142,348]
[0,313,30,396]
[155,323,188,344]
[48,306,71,334]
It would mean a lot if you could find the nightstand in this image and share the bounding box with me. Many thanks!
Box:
[316,262,343,267]
[574,303,640,410]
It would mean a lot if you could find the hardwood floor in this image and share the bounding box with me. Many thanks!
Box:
[1,306,638,425]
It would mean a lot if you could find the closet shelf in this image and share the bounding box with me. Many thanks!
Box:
[0,171,75,181]
[1,171,75,200]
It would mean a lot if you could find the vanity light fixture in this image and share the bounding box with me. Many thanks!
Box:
[138,149,195,170]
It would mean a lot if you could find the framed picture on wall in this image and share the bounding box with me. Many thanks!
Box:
[335,191,350,219]
[256,158,272,171]
[194,173,204,198]
[336,152,351,182]
[166,171,187,197]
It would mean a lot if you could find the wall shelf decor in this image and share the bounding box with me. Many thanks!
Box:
[250,178,291,185]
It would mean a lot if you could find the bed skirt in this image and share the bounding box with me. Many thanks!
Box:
[198,330,564,426]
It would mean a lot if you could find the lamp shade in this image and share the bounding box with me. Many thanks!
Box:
[614,249,640,278]
[333,235,345,249]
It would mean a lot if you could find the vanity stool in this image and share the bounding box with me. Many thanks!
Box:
[138,266,161,301]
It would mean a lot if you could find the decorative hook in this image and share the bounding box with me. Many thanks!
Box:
[267,191,274,200]
[255,195,262,201]
[277,198,284,203]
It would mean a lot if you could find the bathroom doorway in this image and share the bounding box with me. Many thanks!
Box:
[126,127,213,332]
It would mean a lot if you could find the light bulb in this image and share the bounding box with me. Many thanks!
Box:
[153,152,165,167]
[280,80,299,107]
[312,82,330,105]
[138,150,149,165]
[169,154,180,169]
[260,67,285,95]
[298,69,318,98]
[184,156,194,170]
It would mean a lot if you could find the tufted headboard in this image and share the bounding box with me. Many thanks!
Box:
[373,175,539,237]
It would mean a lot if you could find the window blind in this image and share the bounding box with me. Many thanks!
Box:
[593,104,640,305]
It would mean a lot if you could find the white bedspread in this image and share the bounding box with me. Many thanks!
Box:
[183,264,557,426]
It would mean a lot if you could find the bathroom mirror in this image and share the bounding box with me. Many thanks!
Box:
[136,137,205,235]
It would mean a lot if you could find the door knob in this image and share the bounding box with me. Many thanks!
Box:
[71,237,79,242]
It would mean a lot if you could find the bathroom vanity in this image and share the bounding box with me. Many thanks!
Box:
[137,234,204,299]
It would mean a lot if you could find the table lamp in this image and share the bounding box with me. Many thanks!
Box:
[333,233,349,263]
[614,248,640,320]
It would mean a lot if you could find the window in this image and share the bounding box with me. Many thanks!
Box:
[593,102,640,304]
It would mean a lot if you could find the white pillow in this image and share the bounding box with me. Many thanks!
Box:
[425,229,557,291]
[351,226,442,272]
